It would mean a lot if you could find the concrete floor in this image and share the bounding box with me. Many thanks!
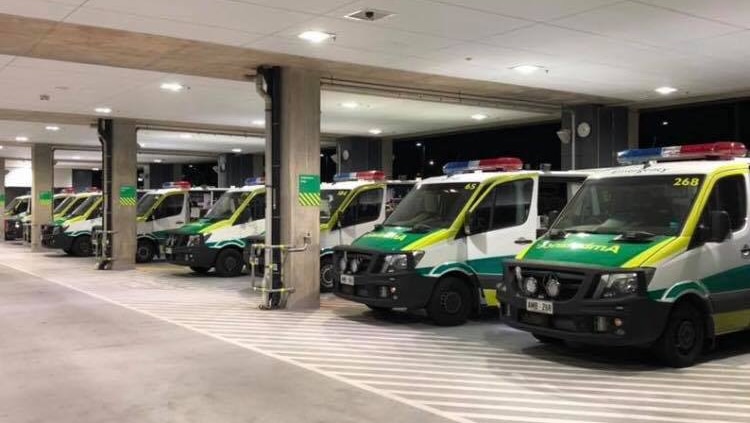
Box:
[1,241,750,423]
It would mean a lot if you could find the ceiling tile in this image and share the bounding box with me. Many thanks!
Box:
[640,0,750,28]
[82,0,313,34]
[249,37,405,68]
[429,0,620,22]
[234,0,356,15]
[65,8,264,47]
[552,1,738,46]
[326,0,530,41]
[0,0,77,21]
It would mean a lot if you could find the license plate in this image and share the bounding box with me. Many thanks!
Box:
[526,299,553,315]
[165,247,173,254]
[340,274,355,286]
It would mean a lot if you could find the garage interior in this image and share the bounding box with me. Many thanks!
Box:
[2,1,750,423]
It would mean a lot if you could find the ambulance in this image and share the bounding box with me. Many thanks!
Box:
[3,194,31,241]
[43,192,103,256]
[319,171,415,291]
[22,191,78,243]
[332,158,589,326]
[497,142,750,367]
[165,179,266,276]
[131,182,226,263]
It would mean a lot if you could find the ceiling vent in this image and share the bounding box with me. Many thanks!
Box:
[345,9,394,22]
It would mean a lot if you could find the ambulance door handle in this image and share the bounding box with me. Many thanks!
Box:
[741,245,750,259]
[514,237,533,245]
[176,221,184,225]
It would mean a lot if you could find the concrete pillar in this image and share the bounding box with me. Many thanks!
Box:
[561,105,629,170]
[30,144,54,252]
[628,109,640,149]
[279,67,321,309]
[252,154,264,177]
[109,119,138,270]
[217,155,228,187]
[0,159,5,240]
[381,138,393,179]
[337,137,383,173]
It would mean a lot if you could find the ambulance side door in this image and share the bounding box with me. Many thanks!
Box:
[151,193,187,233]
[465,177,537,286]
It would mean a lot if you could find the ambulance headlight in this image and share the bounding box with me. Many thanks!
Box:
[338,256,348,272]
[349,257,362,273]
[380,251,424,273]
[14,221,20,228]
[595,273,640,299]
[187,235,203,247]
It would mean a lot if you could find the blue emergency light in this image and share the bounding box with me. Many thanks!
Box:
[244,177,265,185]
[442,157,523,175]
[617,142,747,165]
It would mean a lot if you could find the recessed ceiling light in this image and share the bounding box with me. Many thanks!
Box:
[94,107,112,114]
[72,155,81,160]
[368,128,383,135]
[320,153,324,157]
[341,101,360,109]
[510,64,544,75]
[232,148,242,153]
[662,121,669,126]
[45,125,60,132]
[179,133,193,139]
[655,86,678,95]
[138,142,145,148]
[298,30,335,43]
[416,142,422,147]
[161,82,186,92]
[0,146,3,150]
[153,159,163,163]
[251,119,265,126]
[92,167,99,171]
[15,136,29,142]
[428,160,435,166]
[471,113,489,121]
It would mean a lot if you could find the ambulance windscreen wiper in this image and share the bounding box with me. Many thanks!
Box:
[612,230,656,242]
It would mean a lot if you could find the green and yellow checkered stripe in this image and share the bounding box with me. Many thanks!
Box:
[120,197,137,206]
[298,192,320,207]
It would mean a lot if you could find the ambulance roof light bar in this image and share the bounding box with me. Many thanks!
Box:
[85,187,100,192]
[244,177,265,186]
[333,170,386,182]
[443,157,524,175]
[162,181,192,189]
[60,187,75,194]
[617,141,747,165]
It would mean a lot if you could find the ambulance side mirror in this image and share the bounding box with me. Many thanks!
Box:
[708,210,731,243]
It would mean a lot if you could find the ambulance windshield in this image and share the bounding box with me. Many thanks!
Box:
[321,189,350,224]
[205,191,251,221]
[67,196,99,219]
[136,193,162,217]
[54,196,75,214]
[385,183,474,230]
[553,175,704,237]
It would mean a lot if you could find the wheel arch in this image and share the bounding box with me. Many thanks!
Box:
[671,292,716,343]
[438,270,482,313]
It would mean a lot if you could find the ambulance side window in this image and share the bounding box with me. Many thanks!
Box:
[153,194,184,219]
[235,194,266,225]
[471,179,533,233]
[341,189,384,227]
[697,175,747,234]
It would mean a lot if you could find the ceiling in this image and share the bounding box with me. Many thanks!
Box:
[1,0,749,102]
[0,146,213,169]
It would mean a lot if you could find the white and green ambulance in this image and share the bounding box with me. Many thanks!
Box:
[319,171,414,290]
[498,142,750,367]
[332,158,589,326]
[22,191,77,243]
[132,182,226,263]
[43,192,103,256]
[3,194,31,241]
[165,179,266,276]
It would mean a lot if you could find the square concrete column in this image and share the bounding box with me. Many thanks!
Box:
[279,67,321,309]
[109,119,138,270]
[381,138,393,179]
[0,158,5,240]
[30,144,54,252]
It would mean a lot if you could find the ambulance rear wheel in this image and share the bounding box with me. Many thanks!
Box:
[320,257,334,292]
[190,266,210,274]
[215,248,243,277]
[427,276,471,326]
[136,239,156,263]
[652,301,705,368]
[71,235,92,257]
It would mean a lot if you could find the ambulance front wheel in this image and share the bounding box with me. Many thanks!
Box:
[71,235,93,257]
[427,276,471,326]
[215,248,244,277]
[136,239,156,263]
[320,256,334,292]
[652,301,706,368]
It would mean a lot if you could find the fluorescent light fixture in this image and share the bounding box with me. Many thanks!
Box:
[179,133,193,139]
[15,136,29,142]
[138,142,145,148]
[511,64,544,75]
[368,128,383,135]
[94,107,112,114]
[161,82,186,92]
[320,153,324,157]
[655,86,677,95]
[340,101,360,109]
[298,30,335,43]
[251,119,265,126]
[662,121,669,126]
[232,148,242,153]
[415,142,422,147]
[72,155,81,160]
[471,113,489,121]
[428,160,435,166]
[153,159,163,163]
[45,125,60,132]
[0,146,3,150]
[92,168,99,171]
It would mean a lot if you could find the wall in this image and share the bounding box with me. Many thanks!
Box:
[337,137,382,174]
[5,167,72,188]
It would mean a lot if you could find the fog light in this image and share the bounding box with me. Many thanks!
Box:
[378,286,389,298]
[390,287,397,294]
[595,316,609,332]
[545,276,560,298]
[523,277,538,295]
[613,317,624,327]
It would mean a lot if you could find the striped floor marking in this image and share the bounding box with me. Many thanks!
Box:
[2,245,750,423]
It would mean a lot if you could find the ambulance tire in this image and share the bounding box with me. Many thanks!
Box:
[320,256,335,292]
[532,333,563,345]
[215,248,244,277]
[652,301,705,368]
[63,247,73,255]
[71,235,93,257]
[136,239,156,264]
[190,266,211,274]
[427,276,471,326]
[367,305,393,313]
